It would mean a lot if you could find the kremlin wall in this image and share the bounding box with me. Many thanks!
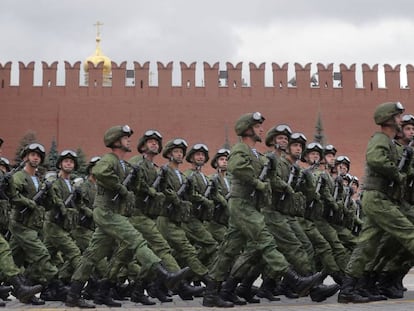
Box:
[1,34,414,178]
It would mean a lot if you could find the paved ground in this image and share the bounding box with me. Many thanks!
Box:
[2,271,414,310]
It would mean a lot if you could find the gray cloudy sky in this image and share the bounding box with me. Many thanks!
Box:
[2,0,414,85]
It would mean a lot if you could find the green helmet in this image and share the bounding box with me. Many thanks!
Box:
[324,144,337,156]
[86,156,101,175]
[162,138,188,159]
[211,148,230,169]
[234,112,265,136]
[288,132,307,149]
[56,149,78,171]
[21,143,46,163]
[401,114,414,127]
[335,155,351,170]
[265,124,292,147]
[0,157,10,172]
[303,142,324,158]
[137,130,163,154]
[185,143,209,163]
[104,125,133,148]
[374,102,404,125]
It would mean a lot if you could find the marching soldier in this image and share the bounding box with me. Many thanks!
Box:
[8,143,61,304]
[337,102,414,303]
[205,148,231,243]
[182,143,218,268]
[202,112,322,308]
[65,125,189,308]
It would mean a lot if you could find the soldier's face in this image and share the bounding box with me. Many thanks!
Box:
[60,158,75,173]
[252,123,264,141]
[170,148,183,164]
[307,151,320,164]
[403,124,414,141]
[145,139,160,154]
[120,136,132,152]
[26,152,41,168]
[217,156,228,170]
[325,154,335,166]
[274,135,289,150]
[192,151,206,166]
[289,143,302,159]
[337,163,349,175]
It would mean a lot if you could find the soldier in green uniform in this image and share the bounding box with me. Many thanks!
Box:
[0,150,43,306]
[337,102,414,303]
[71,156,101,252]
[182,143,218,268]
[156,139,214,293]
[202,112,322,308]
[65,125,189,308]
[41,150,84,301]
[127,130,203,302]
[259,131,339,302]
[205,148,231,243]
[9,143,66,305]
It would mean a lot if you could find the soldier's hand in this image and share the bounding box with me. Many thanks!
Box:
[255,180,269,192]
[153,192,166,205]
[204,198,215,210]
[27,199,37,210]
[147,187,157,196]
[285,184,295,195]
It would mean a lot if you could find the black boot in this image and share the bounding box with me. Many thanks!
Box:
[337,275,370,303]
[146,279,172,302]
[0,284,12,301]
[219,277,246,305]
[130,281,156,305]
[282,268,323,297]
[9,275,43,303]
[377,272,402,299]
[257,278,280,301]
[356,273,387,301]
[274,280,299,299]
[65,280,95,308]
[40,279,69,301]
[93,279,122,307]
[309,284,340,302]
[235,276,260,303]
[331,271,345,286]
[82,277,98,301]
[202,276,234,308]
[154,263,190,290]
[176,280,205,300]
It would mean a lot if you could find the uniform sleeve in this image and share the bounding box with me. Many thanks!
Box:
[366,133,399,181]
[227,144,257,187]
[92,155,123,192]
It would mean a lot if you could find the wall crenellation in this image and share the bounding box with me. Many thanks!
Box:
[0,61,412,92]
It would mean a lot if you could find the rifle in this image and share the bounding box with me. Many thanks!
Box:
[295,162,319,189]
[0,160,27,200]
[165,173,192,213]
[250,154,275,198]
[390,140,414,187]
[330,175,343,217]
[20,178,53,220]
[112,163,141,202]
[56,177,84,222]
[353,199,362,235]
[143,165,168,203]
[196,177,214,213]
[308,174,323,209]
[281,164,299,201]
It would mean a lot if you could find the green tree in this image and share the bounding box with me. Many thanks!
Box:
[222,124,231,150]
[14,131,37,164]
[314,112,326,146]
[45,138,59,170]
[75,147,88,177]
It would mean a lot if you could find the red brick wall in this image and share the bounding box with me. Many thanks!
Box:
[1,60,413,178]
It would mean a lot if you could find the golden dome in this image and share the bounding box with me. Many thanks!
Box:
[83,23,111,75]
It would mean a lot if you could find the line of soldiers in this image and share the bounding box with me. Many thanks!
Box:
[0,101,412,307]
